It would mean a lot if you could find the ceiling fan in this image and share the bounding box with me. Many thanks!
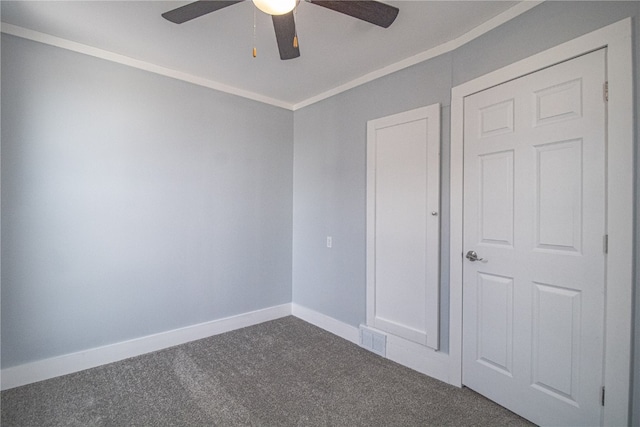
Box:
[162,0,399,60]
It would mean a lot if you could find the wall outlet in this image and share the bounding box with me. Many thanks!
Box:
[326,236,332,248]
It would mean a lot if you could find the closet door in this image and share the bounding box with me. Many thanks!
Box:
[366,104,440,350]
[461,49,606,427]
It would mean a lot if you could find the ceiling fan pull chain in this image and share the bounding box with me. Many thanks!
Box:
[292,2,299,48]
[252,7,257,57]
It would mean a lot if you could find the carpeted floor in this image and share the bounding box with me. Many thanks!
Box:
[2,316,534,426]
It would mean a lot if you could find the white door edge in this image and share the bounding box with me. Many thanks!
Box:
[449,18,633,427]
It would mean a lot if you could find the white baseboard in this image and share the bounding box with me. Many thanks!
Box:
[1,303,291,391]
[3,303,454,391]
[290,304,452,385]
[384,331,451,384]
[291,303,359,344]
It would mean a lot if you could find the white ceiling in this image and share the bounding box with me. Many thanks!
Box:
[1,1,530,109]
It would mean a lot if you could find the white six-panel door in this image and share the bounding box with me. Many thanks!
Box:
[462,49,606,426]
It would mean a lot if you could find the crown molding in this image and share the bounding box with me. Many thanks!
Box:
[290,1,544,110]
[1,1,543,112]
[0,22,295,110]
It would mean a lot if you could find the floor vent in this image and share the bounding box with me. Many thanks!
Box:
[359,325,386,357]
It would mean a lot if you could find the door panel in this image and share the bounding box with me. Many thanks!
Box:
[462,49,606,426]
[531,282,581,404]
[366,105,441,350]
[374,119,430,342]
[476,272,514,376]
[535,139,583,252]
[479,150,514,246]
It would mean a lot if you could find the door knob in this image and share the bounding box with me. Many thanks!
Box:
[465,250,484,262]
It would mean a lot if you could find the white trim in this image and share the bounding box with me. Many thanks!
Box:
[358,324,450,383]
[290,1,543,110]
[0,304,291,391]
[384,330,450,383]
[0,23,294,111]
[292,305,451,383]
[600,18,634,425]
[1,1,542,112]
[291,303,359,344]
[449,18,634,426]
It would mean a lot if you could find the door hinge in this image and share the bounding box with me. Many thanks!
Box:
[603,81,609,102]
[601,386,605,406]
[603,234,608,254]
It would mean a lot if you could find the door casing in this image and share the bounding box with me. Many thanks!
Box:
[449,18,634,426]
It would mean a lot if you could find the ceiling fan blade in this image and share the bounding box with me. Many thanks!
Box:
[162,0,244,24]
[272,12,300,60]
[309,1,398,28]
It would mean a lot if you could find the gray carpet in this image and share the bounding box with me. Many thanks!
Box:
[2,316,533,426]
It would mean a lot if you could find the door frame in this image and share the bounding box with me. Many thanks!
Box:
[449,18,634,426]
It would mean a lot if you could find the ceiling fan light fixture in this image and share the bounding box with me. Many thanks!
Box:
[253,0,296,16]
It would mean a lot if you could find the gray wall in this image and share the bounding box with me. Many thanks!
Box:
[1,34,294,368]
[292,1,639,421]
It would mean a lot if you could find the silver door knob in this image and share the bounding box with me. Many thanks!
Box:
[465,250,484,262]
